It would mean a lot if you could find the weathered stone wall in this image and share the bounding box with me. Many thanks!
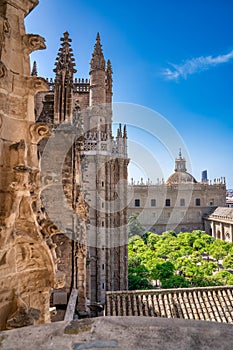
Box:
[0,0,65,330]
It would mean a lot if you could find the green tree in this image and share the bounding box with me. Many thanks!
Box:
[209,240,231,263]
[128,264,152,290]
[128,214,144,238]
[193,235,214,252]
[222,253,233,269]
[174,257,199,278]
[151,261,175,280]
[128,230,233,290]
[199,261,218,276]
[161,275,191,288]
[212,270,233,285]
[146,232,160,250]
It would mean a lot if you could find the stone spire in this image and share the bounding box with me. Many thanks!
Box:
[54,31,77,76]
[89,33,106,107]
[106,59,113,103]
[123,124,127,138]
[117,123,122,138]
[90,33,105,72]
[31,60,38,76]
[53,31,76,124]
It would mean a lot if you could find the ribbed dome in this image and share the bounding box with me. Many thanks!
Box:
[166,171,197,185]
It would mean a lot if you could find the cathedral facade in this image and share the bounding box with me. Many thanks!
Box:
[34,32,129,308]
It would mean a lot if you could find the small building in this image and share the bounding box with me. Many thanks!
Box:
[128,152,226,234]
[204,207,233,242]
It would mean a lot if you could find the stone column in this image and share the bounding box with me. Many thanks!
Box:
[220,222,224,240]
[230,224,233,243]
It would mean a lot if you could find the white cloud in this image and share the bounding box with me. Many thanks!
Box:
[163,50,233,80]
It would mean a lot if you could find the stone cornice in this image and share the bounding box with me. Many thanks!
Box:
[3,0,38,16]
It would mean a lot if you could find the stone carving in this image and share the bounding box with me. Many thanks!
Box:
[26,76,49,93]
[0,0,65,330]
[40,219,61,238]
[29,122,52,144]
[3,18,10,35]
[0,61,7,78]
[10,139,27,167]
[54,270,66,289]
[22,34,46,54]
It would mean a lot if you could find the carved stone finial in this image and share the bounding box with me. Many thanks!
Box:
[53,31,77,75]
[106,59,113,91]
[31,61,38,76]
[179,148,182,158]
[123,124,127,139]
[90,33,105,72]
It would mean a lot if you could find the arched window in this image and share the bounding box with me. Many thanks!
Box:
[226,232,231,242]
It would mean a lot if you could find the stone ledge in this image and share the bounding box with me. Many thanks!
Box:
[1,316,233,350]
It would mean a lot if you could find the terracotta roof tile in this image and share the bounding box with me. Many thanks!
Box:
[105,286,233,323]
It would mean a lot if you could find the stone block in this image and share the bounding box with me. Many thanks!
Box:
[53,292,67,305]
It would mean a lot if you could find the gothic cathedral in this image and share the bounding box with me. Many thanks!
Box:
[34,32,129,310]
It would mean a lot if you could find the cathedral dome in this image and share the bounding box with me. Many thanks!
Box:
[166,150,197,185]
[166,171,197,185]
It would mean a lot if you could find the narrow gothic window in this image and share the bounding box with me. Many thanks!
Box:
[135,199,140,207]
[165,199,170,207]
[102,181,104,187]
[196,198,201,206]
[102,221,104,227]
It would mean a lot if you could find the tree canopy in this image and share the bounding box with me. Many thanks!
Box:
[128,230,233,290]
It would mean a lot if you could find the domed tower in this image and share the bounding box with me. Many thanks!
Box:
[166,150,197,184]
[175,149,187,172]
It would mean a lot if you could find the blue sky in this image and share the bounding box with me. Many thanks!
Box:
[25,0,233,188]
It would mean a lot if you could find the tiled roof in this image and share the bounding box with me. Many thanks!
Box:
[206,207,233,220]
[105,286,233,323]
